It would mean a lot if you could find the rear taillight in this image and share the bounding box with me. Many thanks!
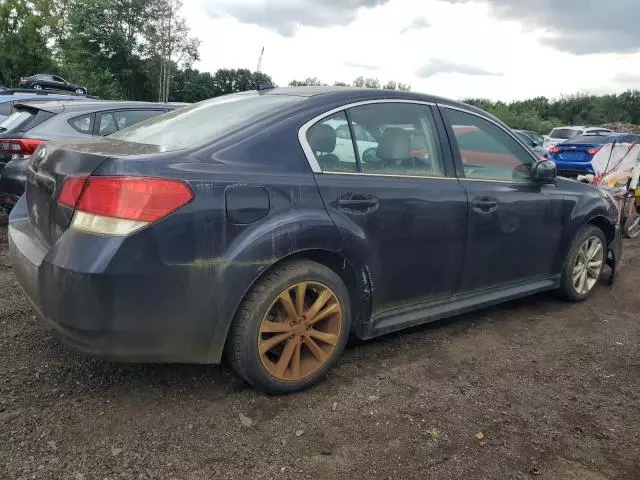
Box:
[587,147,601,155]
[549,146,560,154]
[60,176,194,236]
[0,139,42,155]
[19,77,27,84]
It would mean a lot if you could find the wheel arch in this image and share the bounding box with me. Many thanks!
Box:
[220,248,373,358]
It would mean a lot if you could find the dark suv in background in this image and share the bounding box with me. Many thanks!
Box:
[0,100,184,211]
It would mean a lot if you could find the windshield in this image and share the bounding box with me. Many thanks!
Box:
[550,128,581,139]
[109,92,306,150]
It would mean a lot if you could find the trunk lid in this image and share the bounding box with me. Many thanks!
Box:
[552,144,597,163]
[25,138,165,247]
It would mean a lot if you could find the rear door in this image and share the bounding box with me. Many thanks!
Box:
[440,106,564,291]
[304,101,469,314]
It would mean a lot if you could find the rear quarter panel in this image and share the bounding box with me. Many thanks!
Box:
[90,115,364,362]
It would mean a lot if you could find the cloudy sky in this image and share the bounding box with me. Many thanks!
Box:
[183,0,640,101]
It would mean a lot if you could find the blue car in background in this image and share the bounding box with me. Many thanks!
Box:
[0,89,91,122]
[548,133,632,177]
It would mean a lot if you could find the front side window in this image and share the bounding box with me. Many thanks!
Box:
[445,108,534,182]
[52,76,65,83]
[305,102,445,177]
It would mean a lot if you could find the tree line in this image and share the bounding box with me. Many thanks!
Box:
[465,91,640,134]
[1,0,638,132]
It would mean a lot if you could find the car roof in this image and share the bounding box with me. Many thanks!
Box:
[0,93,85,102]
[13,100,184,113]
[257,86,496,120]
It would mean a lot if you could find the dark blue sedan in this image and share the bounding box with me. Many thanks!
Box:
[8,86,622,394]
[548,133,631,177]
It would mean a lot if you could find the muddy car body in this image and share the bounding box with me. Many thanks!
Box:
[8,87,622,393]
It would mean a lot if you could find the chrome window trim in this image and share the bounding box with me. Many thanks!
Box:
[316,171,457,181]
[298,99,436,174]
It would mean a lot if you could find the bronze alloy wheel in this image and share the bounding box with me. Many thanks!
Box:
[258,281,342,381]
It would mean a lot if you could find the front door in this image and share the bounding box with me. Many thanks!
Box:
[305,101,469,314]
[440,106,564,292]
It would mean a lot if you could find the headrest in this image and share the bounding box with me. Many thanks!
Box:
[377,127,411,161]
[308,124,336,153]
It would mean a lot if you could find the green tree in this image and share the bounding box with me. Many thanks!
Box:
[0,0,56,86]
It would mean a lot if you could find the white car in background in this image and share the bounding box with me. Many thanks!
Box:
[543,126,614,151]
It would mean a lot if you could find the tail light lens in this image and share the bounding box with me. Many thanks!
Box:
[587,147,601,155]
[60,176,194,236]
[19,77,26,83]
[549,146,560,154]
[0,139,42,156]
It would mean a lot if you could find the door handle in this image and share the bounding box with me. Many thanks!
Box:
[337,194,379,212]
[471,197,498,214]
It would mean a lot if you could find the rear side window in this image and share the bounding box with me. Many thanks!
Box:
[114,110,164,129]
[0,108,55,134]
[306,102,445,178]
[109,93,306,150]
[550,128,581,139]
[69,114,94,134]
[307,112,358,172]
[98,112,118,135]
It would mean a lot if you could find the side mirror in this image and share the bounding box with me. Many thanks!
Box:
[531,159,557,184]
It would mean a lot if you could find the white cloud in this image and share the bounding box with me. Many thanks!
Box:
[182,0,640,102]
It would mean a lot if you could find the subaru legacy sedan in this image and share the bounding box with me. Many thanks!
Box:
[8,87,622,394]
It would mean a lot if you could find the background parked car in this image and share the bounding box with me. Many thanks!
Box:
[543,126,614,151]
[514,129,548,157]
[0,100,185,211]
[517,129,545,147]
[0,88,92,123]
[546,133,636,177]
[19,74,89,95]
[7,87,621,394]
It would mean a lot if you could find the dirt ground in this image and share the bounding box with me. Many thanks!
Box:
[1,219,639,480]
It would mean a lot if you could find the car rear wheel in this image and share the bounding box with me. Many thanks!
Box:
[75,88,86,95]
[227,260,351,394]
[32,84,42,90]
[558,225,606,301]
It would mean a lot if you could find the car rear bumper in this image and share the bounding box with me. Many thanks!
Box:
[8,202,238,364]
[554,160,594,177]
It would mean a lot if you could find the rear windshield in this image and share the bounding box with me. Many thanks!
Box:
[0,107,55,134]
[109,92,306,150]
[564,135,613,145]
[550,128,581,139]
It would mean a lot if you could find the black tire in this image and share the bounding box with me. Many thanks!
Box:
[227,260,351,395]
[32,84,42,90]
[558,225,607,302]
[75,88,86,95]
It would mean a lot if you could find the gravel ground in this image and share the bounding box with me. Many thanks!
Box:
[1,219,639,480]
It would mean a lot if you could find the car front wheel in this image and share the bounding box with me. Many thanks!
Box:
[75,88,86,95]
[558,225,606,301]
[227,260,351,394]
